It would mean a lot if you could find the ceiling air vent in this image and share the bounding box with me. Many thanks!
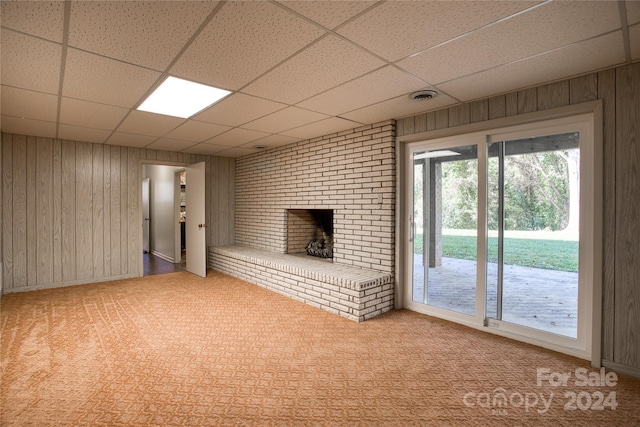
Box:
[409,90,438,101]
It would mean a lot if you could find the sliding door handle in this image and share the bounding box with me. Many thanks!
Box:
[409,216,415,242]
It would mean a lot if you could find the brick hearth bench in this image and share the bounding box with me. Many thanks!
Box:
[209,245,394,322]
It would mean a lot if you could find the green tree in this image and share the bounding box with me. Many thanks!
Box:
[442,159,478,229]
[443,146,572,232]
[504,151,569,231]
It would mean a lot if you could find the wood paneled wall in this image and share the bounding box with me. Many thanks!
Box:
[0,134,235,293]
[397,64,640,374]
[0,132,3,294]
[614,64,640,371]
[209,156,235,247]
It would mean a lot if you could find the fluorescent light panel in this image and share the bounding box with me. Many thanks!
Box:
[414,150,461,159]
[137,76,231,119]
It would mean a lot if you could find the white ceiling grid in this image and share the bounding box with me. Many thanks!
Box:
[0,0,636,157]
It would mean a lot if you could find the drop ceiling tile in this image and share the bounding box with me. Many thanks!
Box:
[438,31,625,103]
[194,93,287,127]
[117,110,185,137]
[627,2,640,25]
[62,48,161,108]
[0,1,65,42]
[297,66,426,115]
[170,1,325,90]
[1,30,61,94]
[247,134,301,149]
[165,120,231,142]
[337,1,538,62]
[1,116,56,138]
[58,124,111,144]
[341,93,457,125]
[182,142,263,158]
[278,1,377,29]
[60,98,128,130]
[398,1,621,86]
[181,143,230,155]
[105,132,158,148]
[243,35,386,104]
[243,107,329,134]
[281,117,360,140]
[210,146,262,158]
[1,86,58,122]
[145,138,197,152]
[204,128,270,147]
[68,2,218,70]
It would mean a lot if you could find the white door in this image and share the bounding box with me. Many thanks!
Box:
[185,162,206,277]
[142,178,150,253]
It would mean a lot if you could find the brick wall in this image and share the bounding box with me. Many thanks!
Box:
[235,120,395,274]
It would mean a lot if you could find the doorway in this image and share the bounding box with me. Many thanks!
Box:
[411,144,478,317]
[141,164,187,276]
[175,169,187,273]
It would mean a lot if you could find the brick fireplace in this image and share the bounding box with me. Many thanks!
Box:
[234,120,395,272]
[210,120,396,321]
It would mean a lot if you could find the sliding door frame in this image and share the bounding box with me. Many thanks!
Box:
[396,101,603,366]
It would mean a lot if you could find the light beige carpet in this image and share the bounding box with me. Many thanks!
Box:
[1,271,639,426]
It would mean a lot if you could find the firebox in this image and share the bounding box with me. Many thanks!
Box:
[286,209,333,258]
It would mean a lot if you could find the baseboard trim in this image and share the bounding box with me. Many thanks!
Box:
[602,360,640,380]
[151,250,175,263]
[2,274,139,294]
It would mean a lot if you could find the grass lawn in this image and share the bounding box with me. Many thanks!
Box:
[414,233,578,272]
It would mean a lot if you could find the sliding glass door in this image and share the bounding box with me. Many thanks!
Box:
[404,112,600,362]
[410,144,478,319]
[486,133,580,338]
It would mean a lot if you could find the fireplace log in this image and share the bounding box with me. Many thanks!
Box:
[306,239,333,258]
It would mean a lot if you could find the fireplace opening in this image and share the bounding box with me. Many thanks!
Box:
[287,209,334,259]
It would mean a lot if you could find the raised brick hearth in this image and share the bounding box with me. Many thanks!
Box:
[209,246,393,322]
[210,120,396,321]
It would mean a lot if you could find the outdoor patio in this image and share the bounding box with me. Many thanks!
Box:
[413,255,578,337]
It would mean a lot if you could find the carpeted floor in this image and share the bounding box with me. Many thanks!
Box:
[1,271,639,426]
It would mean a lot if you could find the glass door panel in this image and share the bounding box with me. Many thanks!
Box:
[486,133,580,338]
[412,145,478,316]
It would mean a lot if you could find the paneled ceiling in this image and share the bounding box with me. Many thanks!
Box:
[1,1,638,157]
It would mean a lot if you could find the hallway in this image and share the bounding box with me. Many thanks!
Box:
[143,252,186,276]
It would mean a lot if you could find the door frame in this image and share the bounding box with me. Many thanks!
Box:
[174,169,185,266]
[142,177,151,253]
[396,101,603,365]
[404,135,483,327]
